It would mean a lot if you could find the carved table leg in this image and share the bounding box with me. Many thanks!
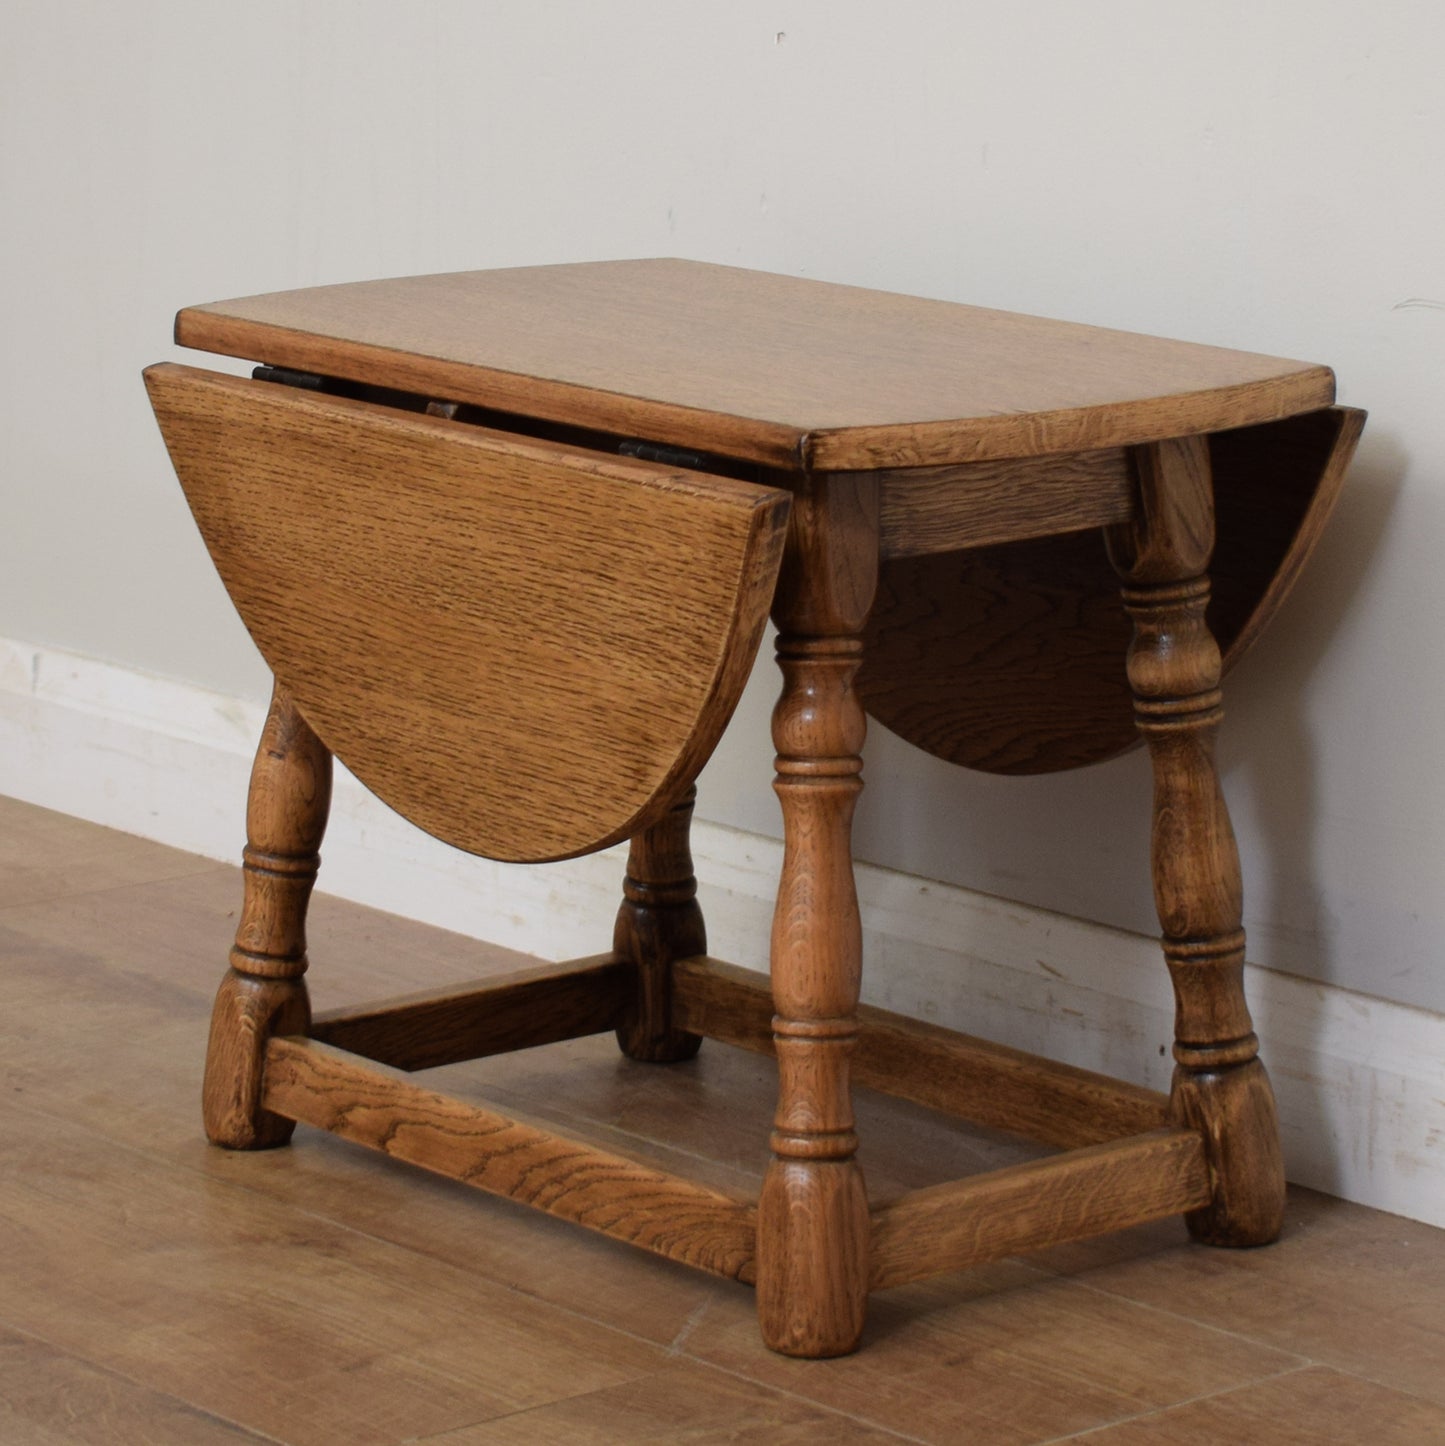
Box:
[203,683,332,1149]
[614,788,704,1063]
[1109,437,1285,1246]
[756,474,878,1357]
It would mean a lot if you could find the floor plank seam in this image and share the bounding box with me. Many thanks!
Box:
[667,1349,935,1444]
[0,1310,292,1445]
[1028,1363,1318,1444]
[397,1358,929,1445]
[1,1094,690,1382]
[663,1294,715,1355]
[381,1363,679,1444]
[0,858,233,916]
[1065,1268,1319,1361]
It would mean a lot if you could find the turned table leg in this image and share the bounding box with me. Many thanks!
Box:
[614,788,704,1063]
[756,474,878,1357]
[203,683,332,1149]
[1109,437,1286,1246]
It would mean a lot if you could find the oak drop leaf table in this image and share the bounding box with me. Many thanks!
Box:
[145,260,1361,1357]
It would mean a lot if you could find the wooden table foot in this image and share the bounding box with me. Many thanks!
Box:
[758,1158,870,1356]
[1109,438,1286,1247]
[203,684,331,1150]
[1173,1054,1285,1246]
[613,788,704,1063]
[756,475,878,1357]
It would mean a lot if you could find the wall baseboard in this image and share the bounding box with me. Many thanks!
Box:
[4,635,1442,1230]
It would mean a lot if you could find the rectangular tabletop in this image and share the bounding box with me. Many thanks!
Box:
[177,259,1335,471]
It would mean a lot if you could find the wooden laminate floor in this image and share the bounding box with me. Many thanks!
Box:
[3,794,1443,1445]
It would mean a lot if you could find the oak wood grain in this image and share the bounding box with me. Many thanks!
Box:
[1109,437,1285,1248]
[671,956,1170,1149]
[756,473,879,1357]
[613,788,706,1063]
[868,1129,1211,1290]
[858,406,1364,774]
[146,263,1359,1364]
[876,447,1133,557]
[175,259,1335,471]
[309,955,629,1071]
[145,363,789,863]
[262,1036,758,1281]
[1208,404,1364,660]
[203,684,331,1149]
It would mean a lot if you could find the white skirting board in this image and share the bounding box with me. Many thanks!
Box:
[4,635,1442,1230]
